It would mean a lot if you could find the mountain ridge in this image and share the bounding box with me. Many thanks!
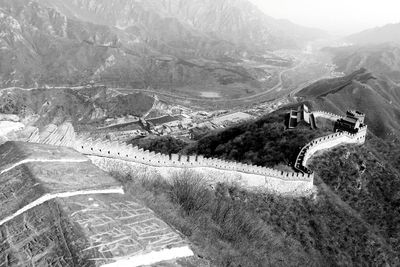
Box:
[347,22,400,45]
[0,0,324,88]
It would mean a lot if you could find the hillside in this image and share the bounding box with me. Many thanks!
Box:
[347,22,400,45]
[184,107,331,168]
[0,86,154,128]
[0,0,323,90]
[113,109,400,266]
[296,69,400,140]
[37,0,323,52]
[309,44,400,140]
[323,44,400,83]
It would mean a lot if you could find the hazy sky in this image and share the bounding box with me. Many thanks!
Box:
[249,0,400,35]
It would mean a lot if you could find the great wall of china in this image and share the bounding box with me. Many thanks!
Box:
[0,108,368,265]
[22,109,368,196]
[69,110,366,196]
[312,110,344,121]
[294,126,367,173]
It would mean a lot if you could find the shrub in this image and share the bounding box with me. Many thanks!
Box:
[169,171,212,215]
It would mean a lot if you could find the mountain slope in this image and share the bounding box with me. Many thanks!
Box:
[302,44,400,140]
[0,0,323,88]
[323,44,400,83]
[296,69,400,140]
[0,86,154,128]
[37,0,324,52]
[115,108,400,266]
[347,22,400,45]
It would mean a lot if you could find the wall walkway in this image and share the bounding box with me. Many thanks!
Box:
[295,126,367,172]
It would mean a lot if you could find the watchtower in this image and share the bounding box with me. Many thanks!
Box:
[335,110,365,133]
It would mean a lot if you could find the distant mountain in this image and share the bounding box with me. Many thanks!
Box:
[323,44,400,83]
[301,43,400,140]
[37,0,323,52]
[0,0,324,88]
[347,22,400,45]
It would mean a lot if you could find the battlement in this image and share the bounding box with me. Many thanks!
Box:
[295,125,367,171]
[73,138,314,183]
[71,111,367,196]
[21,108,368,196]
[312,111,343,121]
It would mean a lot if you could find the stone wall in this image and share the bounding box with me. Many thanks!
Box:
[295,126,367,171]
[72,124,367,196]
[312,111,343,121]
[73,138,315,196]
[21,110,368,197]
[90,156,314,196]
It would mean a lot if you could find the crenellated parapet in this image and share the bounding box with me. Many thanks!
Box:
[72,113,368,196]
[21,108,368,196]
[312,111,343,121]
[73,138,314,183]
[294,125,367,172]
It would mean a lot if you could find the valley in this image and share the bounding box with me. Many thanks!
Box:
[115,45,335,111]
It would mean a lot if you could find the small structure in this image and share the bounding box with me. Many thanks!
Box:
[334,110,365,133]
[347,110,365,124]
[287,104,313,129]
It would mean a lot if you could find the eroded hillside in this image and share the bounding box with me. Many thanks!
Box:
[0,86,154,128]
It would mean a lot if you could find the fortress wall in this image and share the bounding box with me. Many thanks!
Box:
[18,108,369,198]
[89,156,315,197]
[71,118,368,196]
[74,138,313,181]
[312,111,343,121]
[299,126,367,167]
[73,138,314,196]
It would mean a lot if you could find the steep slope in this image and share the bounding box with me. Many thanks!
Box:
[296,69,400,140]
[0,86,154,128]
[323,44,400,83]
[38,0,323,52]
[301,44,400,140]
[347,22,400,45]
[184,107,330,168]
[112,109,400,266]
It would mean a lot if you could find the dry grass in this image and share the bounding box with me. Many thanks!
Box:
[111,170,315,266]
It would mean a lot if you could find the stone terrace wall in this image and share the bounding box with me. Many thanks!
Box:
[295,126,367,171]
[73,138,315,196]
